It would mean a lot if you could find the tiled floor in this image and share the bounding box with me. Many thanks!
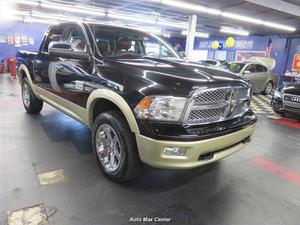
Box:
[1,74,300,225]
[251,94,274,115]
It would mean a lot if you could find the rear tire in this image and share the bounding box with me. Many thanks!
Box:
[22,77,43,113]
[92,111,141,182]
[263,81,273,95]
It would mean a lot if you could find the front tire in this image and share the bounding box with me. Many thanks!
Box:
[22,77,43,113]
[263,81,273,95]
[92,111,141,182]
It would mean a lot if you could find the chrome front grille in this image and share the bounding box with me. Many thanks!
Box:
[188,108,223,122]
[184,87,251,125]
[194,89,227,104]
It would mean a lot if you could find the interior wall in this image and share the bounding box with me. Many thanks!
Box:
[192,36,288,75]
[0,21,48,61]
[285,38,300,72]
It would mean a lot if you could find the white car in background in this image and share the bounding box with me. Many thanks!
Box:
[226,57,278,95]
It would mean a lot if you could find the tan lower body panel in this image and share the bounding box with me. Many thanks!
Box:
[135,124,256,169]
[35,85,88,126]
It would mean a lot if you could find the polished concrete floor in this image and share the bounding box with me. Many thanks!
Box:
[1,74,300,225]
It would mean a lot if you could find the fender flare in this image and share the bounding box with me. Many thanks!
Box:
[18,64,39,96]
[87,89,140,134]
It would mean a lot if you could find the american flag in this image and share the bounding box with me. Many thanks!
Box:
[264,38,273,58]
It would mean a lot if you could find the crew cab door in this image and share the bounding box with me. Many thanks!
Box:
[48,24,94,108]
[33,24,65,89]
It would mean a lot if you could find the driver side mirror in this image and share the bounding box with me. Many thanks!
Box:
[243,70,251,74]
[48,41,90,61]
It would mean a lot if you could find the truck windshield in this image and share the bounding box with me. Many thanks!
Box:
[89,25,179,59]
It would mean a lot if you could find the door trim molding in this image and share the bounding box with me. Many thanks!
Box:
[36,85,89,126]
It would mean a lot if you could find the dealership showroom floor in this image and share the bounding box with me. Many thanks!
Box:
[1,0,300,225]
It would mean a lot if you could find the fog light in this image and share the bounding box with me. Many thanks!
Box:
[163,147,187,156]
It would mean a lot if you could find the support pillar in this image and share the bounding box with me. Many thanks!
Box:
[185,14,197,59]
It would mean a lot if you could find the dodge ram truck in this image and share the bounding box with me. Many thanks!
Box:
[17,22,257,182]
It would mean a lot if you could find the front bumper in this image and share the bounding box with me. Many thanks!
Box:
[272,97,300,115]
[135,123,256,169]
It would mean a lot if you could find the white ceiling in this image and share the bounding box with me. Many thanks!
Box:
[15,0,300,36]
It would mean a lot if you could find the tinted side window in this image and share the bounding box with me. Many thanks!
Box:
[42,25,64,52]
[64,25,87,52]
[255,64,267,72]
[245,64,255,73]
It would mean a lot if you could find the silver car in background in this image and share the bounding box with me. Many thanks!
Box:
[226,59,278,95]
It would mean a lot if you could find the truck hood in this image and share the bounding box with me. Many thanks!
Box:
[100,56,250,97]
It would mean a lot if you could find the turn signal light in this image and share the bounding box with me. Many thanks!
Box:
[136,96,153,110]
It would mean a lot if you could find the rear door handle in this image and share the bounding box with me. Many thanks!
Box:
[54,64,64,71]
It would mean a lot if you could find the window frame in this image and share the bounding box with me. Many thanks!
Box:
[63,24,89,53]
[88,24,180,59]
[40,24,66,54]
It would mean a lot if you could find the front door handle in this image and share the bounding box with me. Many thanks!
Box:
[54,64,64,71]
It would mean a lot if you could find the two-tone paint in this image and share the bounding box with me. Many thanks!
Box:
[17,22,257,169]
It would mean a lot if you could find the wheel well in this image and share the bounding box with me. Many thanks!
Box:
[92,99,123,122]
[20,70,26,80]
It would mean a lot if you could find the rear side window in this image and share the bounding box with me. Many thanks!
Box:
[42,25,64,53]
[255,64,267,72]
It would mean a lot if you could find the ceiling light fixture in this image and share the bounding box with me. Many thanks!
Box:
[152,0,221,15]
[31,12,84,23]
[157,20,187,29]
[19,0,189,30]
[15,0,39,6]
[135,27,162,34]
[108,12,187,29]
[108,12,155,24]
[24,17,59,24]
[15,0,189,30]
[151,0,296,32]
[40,2,105,17]
[0,1,15,21]
[220,27,250,36]
[181,30,209,38]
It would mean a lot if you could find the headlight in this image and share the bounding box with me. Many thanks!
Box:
[134,96,187,121]
[273,90,283,99]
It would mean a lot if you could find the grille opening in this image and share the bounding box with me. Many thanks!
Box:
[199,152,214,161]
[184,87,250,125]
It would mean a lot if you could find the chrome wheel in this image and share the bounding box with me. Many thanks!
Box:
[265,82,273,95]
[95,124,122,173]
[22,82,30,107]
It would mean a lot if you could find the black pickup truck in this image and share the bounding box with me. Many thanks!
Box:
[17,22,256,182]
